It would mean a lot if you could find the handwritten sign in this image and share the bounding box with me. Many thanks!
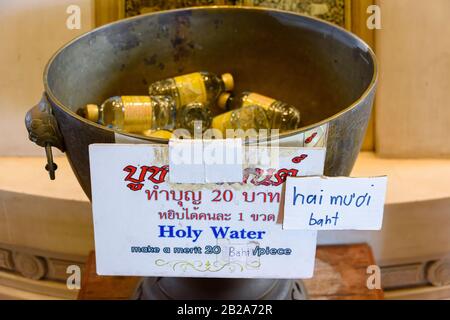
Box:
[282,176,388,230]
[89,144,326,279]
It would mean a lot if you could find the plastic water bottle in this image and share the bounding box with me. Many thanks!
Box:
[80,95,176,132]
[148,71,234,109]
[220,92,301,131]
[211,104,270,135]
[176,102,212,134]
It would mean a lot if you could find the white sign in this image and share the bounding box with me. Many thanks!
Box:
[168,139,244,184]
[283,176,388,231]
[89,144,326,279]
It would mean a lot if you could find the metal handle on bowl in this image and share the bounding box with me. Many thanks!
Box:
[25,94,65,180]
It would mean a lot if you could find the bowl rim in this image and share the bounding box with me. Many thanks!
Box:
[43,5,378,143]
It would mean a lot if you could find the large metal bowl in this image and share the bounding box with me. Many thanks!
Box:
[26,6,376,198]
[25,6,377,299]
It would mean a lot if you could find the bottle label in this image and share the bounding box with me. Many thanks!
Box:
[242,93,276,110]
[211,110,233,134]
[142,129,173,139]
[122,96,153,132]
[174,72,207,107]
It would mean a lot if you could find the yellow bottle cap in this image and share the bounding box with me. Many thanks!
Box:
[85,104,99,122]
[217,92,231,110]
[221,73,234,91]
[142,129,173,139]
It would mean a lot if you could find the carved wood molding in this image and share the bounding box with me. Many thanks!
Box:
[381,263,428,289]
[0,244,85,283]
[1,241,449,299]
[122,0,348,27]
[12,253,47,281]
[427,258,450,287]
[381,257,450,290]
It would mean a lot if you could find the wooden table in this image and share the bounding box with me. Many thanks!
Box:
[303,244,384,299]
[77,244,383,300]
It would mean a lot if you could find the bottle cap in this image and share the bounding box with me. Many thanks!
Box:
[217,92,231,110]
[85,104,99,122]
[221,73,234,91]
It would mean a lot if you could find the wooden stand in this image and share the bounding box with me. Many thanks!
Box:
[77,244,383,300]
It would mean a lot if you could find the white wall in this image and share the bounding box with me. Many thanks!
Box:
[0,0,94,156]
[375,0,450,157]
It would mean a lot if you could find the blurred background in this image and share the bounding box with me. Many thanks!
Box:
[0,0,449,299]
